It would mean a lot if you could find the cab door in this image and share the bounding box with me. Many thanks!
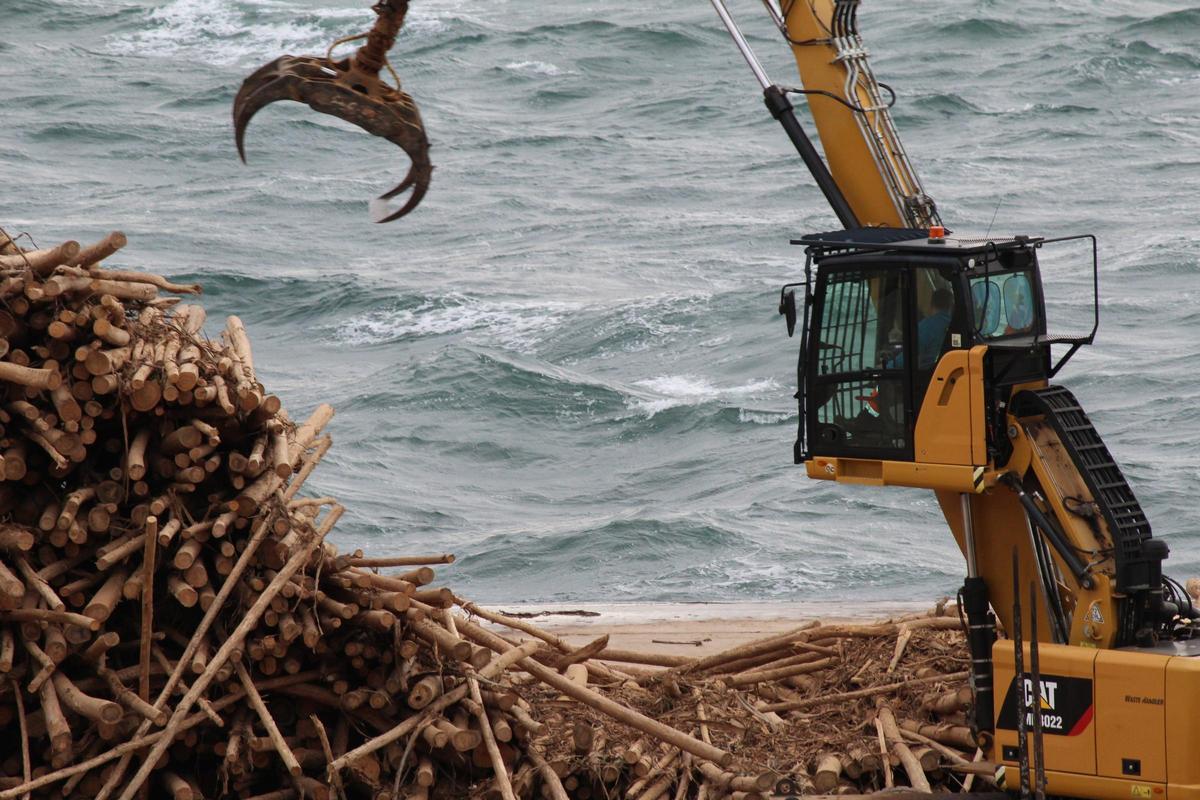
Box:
[806,263,913,461]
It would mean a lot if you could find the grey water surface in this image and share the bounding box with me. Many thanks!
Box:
[2,0,1198,604]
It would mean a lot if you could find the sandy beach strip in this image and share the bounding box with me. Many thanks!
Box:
[481,599,943,658]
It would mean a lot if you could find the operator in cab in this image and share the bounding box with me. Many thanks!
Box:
[885,287,953,370]
[918,288,954,368]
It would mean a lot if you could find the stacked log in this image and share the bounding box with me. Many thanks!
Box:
[0,226,996,799]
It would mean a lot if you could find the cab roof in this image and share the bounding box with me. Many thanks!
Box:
[795,227,1044,257]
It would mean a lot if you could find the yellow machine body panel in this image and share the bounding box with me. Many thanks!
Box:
[912,345,993,466]
[1022,419,1123,648]
[1165,656,1200,796]
[1095,650,1166,782]
[913,349,979,465]
[811,334,1128,651]
[993,640,1200,800]
[804,456,987,493]
[937,488,1062,641]
[994,640,1099,778]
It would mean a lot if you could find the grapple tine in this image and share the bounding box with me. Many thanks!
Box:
[232,57,304,163]
[230,0,432,222]
[371,162,431,223]
[380,164,417,199]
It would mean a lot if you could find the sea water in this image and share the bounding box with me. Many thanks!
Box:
[2,0,1198,605]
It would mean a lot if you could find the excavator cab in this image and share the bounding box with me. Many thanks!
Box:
[786,227,1096,469]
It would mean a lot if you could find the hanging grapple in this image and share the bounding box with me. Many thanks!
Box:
[232,0,431,222]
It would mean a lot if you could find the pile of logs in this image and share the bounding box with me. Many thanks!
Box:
[0,226,994,799]
[497,605,989,799]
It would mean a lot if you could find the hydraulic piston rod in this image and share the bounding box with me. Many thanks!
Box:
[707,0,860,229]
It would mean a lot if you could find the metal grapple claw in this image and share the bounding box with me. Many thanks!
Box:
[232,0,431,222]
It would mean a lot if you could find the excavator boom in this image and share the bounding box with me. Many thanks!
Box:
[772,0,939,228]
[710,0,939,230]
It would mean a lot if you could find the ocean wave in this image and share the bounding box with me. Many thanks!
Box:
[26,122,149,144]
[935,18,1028,39]
[386,346,632,422]
[629,375,779,416]
[1069,45,1200,86]
[450,514,961,603]
[1120,8,1200,36]
[454,517,750,601]
[7,0,144,29]
[905,92,982,117]
[502,60,571,77]
[536,292,714,361]
[736,408,795,425]
[101,0,479,66]
[103,0,339,66]
[159,84,235,109]
[332,293,575,350]
[524,19,706,51]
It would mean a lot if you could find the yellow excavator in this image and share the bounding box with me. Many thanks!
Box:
[232,2,1200,798]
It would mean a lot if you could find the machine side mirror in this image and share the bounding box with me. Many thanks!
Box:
[779,289,798,337]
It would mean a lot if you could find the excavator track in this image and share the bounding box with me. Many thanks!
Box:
[1012,386,1159,602]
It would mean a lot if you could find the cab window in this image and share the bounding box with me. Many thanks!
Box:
[808,267,908,455]
[970,270,1037,338]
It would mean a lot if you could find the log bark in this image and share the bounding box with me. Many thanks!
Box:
[235,661,303,778]
[456,600,632,683]
[0,241,80,272]
[720,656,838,688]
[68,231,126,268]
[0,673,314,799]
[348,554,455,567]
[875,702,931,793]
[899,719,978,751]
[0,363,60,391]
[139,516,158,702]
[326,640,541,775]
[759,671,968,713]
[658,621,822,679]
[812,752,843,793]
[923,685,974,716]
[526,746,570,800]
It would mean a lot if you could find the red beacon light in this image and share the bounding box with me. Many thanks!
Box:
[927,225,946,244]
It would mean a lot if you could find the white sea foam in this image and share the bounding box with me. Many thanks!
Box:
[333,295,573,352]
[503,60,569,77]
[103,0,476,66]
[737,409,795,425]
[630,374,780,416]
[103,0,329,66]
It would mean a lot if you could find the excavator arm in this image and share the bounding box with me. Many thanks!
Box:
[711,0,938,229]
[773,0,939,228]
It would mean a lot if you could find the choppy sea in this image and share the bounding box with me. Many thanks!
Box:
[2,0,1198,606]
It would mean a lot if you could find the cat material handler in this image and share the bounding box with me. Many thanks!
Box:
[232,2,1200,798]
[722,4,1200,800]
